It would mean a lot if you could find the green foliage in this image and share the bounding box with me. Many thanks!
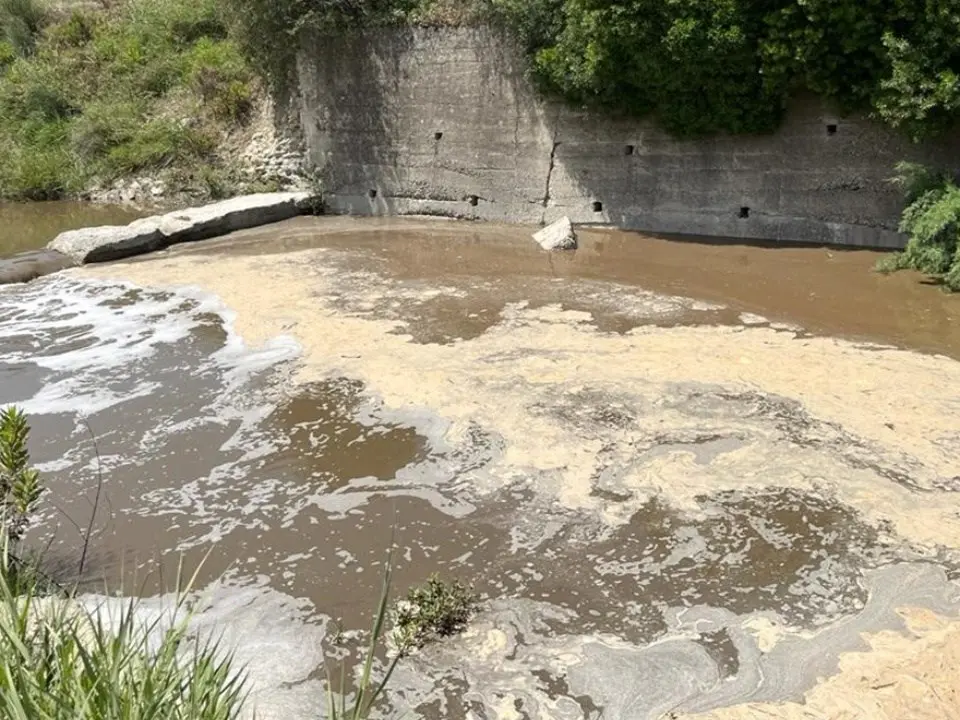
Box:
[879,163,960,290]
[389,574,479,654]
[0,407,42,544]
[493,0,960,138]
[222,0,960,139]
[539,0,787,135]
[0,0,45,58]
[0,555,247,720]
[0,0,254,200]
[186,39,254,122]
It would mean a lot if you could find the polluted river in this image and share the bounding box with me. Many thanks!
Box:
[2,214,960,719]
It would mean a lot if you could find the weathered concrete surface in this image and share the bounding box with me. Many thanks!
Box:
[297,27,960,248]
[155,192,314,244]
[0,249,75,285]
[534,215,577,250]
[48,219,165,264]
[48,192,314,263]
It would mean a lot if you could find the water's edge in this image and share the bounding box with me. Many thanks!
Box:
[0,192,316,285]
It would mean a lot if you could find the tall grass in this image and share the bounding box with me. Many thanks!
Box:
[0,405,247,720]
[0,0,44,57]
[0,549,248,720]
[325,551,404,720]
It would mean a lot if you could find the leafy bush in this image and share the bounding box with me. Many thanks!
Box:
[878,162,960,291]
[389,574,479,654]
[482,0,960,139]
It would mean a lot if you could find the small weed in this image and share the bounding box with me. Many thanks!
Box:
[389,574,479,655]
[197,164,238,199]
[0,407,42,544]
[874,252,904,274]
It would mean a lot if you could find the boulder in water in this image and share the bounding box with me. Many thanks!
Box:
[49,220,165,264]
[533,216,577,251]
[0,249,77,285]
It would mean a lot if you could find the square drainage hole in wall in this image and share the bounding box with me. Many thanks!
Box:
[368,189,378,199]
[434,131,443,140]
[625,144,635,156]
[826,124,838,135]
[738,206,750,219]
[592,201,603,212]
[468,195,479,206]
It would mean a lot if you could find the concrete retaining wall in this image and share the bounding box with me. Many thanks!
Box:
[297,27,960,248]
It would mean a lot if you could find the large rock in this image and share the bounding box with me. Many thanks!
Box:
[533,216,577,251]
[0,249,76,285]
[156,192,312,245]
[48,219,165,264]
[48,192,315,264]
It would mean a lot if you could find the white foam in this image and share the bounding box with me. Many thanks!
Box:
[0,276,219,372]
[19,378,159,416]
[0,276,301,418]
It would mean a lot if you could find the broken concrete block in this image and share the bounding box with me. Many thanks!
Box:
[533,216,577,251]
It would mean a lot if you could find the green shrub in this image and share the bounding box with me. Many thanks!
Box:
[0,39,15,66]
[878,162,960,291]
[389,574,479,654]
[873,31,960,141]
[487,0,960,139]
[0,59,78,122]
[4,142,83,199]
[69,98,145,160]
[45,10,96,49]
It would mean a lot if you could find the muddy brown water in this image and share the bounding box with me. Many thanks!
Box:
[0,200,144,256]
[2,214,960,718]
[178,216,960,358]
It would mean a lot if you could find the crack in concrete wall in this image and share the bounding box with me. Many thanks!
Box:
[541,141,560,221]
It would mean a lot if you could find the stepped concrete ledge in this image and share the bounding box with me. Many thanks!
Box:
[49,192,315,264]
